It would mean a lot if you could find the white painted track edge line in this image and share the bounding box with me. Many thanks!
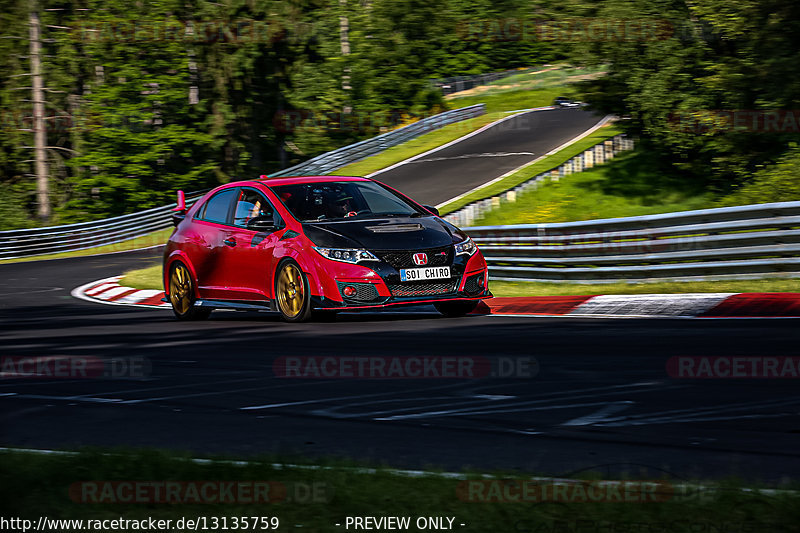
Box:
[366,107,551,179]
[543,114,614,156]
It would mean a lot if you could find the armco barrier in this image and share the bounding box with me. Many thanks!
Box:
[0,193,205,261]
[465,202,800,283]
[269,104,485,177]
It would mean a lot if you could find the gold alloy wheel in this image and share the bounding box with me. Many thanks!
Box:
[276,262,305,318]
[169,263,193,315]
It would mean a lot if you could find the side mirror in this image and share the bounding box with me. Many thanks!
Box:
[423,205,440,217]
[246,214,277,232]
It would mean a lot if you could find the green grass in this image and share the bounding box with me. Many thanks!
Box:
[0,228,173,265]
[333,111,510,176]
[490,279,800,297]
[120,263,162,291]
[439,123,623,214]
[470,144,714,226]
[1,448,797,531]
[486,65,607,88]
[446,65,607,114]
[121,263,800,296]
[486,66,550,85]
[447,86,574,114]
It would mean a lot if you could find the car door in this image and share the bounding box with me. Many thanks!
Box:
[187,187,238,300]
[216,187,285,301]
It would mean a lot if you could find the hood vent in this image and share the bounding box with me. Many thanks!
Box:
[366,223,423,233]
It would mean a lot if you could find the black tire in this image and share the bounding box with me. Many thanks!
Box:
[434,300,479,317]
[274,259,313,322]
[167,261,211,321]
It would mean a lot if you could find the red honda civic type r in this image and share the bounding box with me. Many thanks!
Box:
[163,175,491,322]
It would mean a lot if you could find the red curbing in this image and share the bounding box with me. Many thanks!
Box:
[475,295,596,316]
[700,293,800,317]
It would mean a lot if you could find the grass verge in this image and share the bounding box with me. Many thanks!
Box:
[438,122,623,214]
[446,65,605,114]
[120,263,162,291]
[0,228,172,265]
[1,448,796,531]
[469,144,714,225]
[448,86,570,114]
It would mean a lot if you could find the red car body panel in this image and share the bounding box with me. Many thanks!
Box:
[164,176,491,312]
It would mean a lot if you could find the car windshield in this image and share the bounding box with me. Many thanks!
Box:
[271,181,424,222]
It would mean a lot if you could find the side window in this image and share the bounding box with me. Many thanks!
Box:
[198,189,236,224]
[233,189,279,228]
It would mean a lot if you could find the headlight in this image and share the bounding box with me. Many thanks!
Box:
[455,236,477,256]
[313,247,379,264]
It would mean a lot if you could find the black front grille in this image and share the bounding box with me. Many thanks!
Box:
[336,282,382,302]
[387,281,457,297]
[375,246,452,269]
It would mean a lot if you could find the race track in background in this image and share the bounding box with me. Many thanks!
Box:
[370,107,606,205]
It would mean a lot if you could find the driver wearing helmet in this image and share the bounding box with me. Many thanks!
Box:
[330,191,355,218]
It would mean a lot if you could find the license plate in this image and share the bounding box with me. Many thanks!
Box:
[400,266,450,282]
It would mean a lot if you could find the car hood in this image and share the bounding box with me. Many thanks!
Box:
[302,216,467,251]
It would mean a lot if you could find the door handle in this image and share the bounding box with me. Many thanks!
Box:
[223,238,237,247]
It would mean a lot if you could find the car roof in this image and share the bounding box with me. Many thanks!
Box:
[257,175,370,187]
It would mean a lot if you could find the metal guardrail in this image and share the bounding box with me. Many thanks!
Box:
[0,193,205,261]
[269,104,485,177]
[466,202,800,283]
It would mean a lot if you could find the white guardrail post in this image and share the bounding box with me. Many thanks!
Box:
[442,133,633,227]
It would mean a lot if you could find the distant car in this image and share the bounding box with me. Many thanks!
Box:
[164,176,491,322]
[553,96,582,108]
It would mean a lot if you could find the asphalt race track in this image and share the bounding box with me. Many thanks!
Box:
[2,249,800,483]
[370,107,606,205]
